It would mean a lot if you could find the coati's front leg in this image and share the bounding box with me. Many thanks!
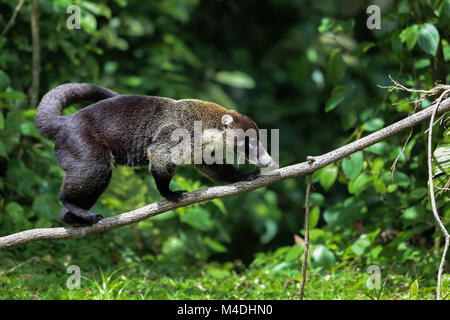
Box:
[149,160,186,202]
[148,125,187,202]
[195,163,261,183]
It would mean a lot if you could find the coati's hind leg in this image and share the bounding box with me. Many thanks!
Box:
[59,207,103,227]
[57,152,112,227]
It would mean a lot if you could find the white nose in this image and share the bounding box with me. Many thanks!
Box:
[257,142,278,170]
[266,160,279,170]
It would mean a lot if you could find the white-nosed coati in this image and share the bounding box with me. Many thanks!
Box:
[35,83,278,227]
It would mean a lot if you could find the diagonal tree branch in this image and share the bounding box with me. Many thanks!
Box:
[426,90,450,300]
[30,0,41,108]
[0,97,449,250]
[0,0,25,40]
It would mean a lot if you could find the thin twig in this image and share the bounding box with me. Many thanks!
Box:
[426,89,450,300]
[0,0,26,40]
[0,97,449,250]
[0,256,40,277]
[30,0,40,108]
[391,127,413,180]
[384,77,450,181]
[299,174,312,300]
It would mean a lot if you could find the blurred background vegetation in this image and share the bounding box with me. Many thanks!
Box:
[0,0,449,299]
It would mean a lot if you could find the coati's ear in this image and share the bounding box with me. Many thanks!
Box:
[221,114,234,129]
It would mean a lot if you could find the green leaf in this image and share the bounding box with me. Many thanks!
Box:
[391,171,411,187]
[439,0,450,21]
[350,238,371,256]
[353,41,375,57]
[418,23,440,56]
[310,193,325,207]
[363,118,384,132]
[414,58,430,69]
[350,173,373,196]
[312,245,335,268]
[215,71,255,89]
[0,140,7,158]
[182,207,213,231]
[205,84,237,109]
[162,236,185,254]
[35,218,53,228]
[342,151,363,180]
[319,165,338,191]
[6,202,26,225]
[204,237,227,253]
[374,178,387,194]
[328,49,347,85]
[124,76,142,87]
[32,194,60,219]
[409,280,419,300]
[309,206,320,228]
[0,90,27,101]
[20,122,40,137]
[81,11,98,33]
[0,69,11,91]
[150,210,177,221]
[410,187,427,200]
[285,244,304,261]
[366,141,389,155]
[212,199,227,215]
[318,18,333,32]
[370,157,385,174]
[399,24,419,50]
[402,206,425,227]
[391,30,403,57]
[432,128,450,180]
[82,1,112,19]
[325,86,350,112]
[341,108,357,130]
[323,199,364,228]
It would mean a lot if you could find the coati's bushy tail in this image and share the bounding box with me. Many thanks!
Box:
[35,83,119,140]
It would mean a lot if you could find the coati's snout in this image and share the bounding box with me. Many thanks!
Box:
[220,113,278,171]
[255,142,279,170]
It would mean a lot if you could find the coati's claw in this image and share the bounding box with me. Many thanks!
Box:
[246,170,261,181]
[164,190,187,202]
[60,209,103,227]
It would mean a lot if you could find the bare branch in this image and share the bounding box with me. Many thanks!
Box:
[0,97,449,250]
[0,0,25,40]
[30,0,40,108]
[426,89,450,300]
[299,174,312,300]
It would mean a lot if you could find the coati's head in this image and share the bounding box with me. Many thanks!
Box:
[200,104,278,171]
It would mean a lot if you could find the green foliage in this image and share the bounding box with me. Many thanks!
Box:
[0,0,449,299]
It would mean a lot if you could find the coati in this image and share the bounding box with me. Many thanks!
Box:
[35,83,278,227]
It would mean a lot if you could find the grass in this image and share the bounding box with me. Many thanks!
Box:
[0,252,446,300]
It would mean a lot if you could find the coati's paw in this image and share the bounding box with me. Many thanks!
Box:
[246,171,261,181]
[60,209,104,227]
[164,190,187,202]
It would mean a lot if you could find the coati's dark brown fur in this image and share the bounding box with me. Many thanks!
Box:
[35,83,277,227]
